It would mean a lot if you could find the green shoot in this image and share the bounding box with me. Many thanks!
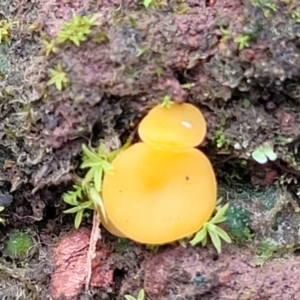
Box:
[47,63,69,91]
[220,27,230,42]
[160,95,174,108]
[0,20,19,44]
[234,35,251,50]
[143,0,161,8]
[81,144,115,192]
[56,14,99,46]
[155,67,163,77]
[63,185,94,229]
[181,83,195,90]
[190,203,232,253]
[43,39,58,56]
[125,289,145,300]
[291,10,300,23]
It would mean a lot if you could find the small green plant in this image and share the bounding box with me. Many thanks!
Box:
[252,142,277,164]
[251,0,277,18]
[220,27,230,42]
[160,95,174,108]
[234,35,251,50]
[63,185,93,229]
[155,67,163,77]
[80,144,115,192]
[56,14,99,46]
[181,83,195,90]
[0,19,19,44]
[43,39,58,56]
[4,232,34,259]
[213,129,227,148]
[125,289,145,300]
[63,144,116,228]
[291,10,300,23]
[47,63,69,91]
[143,0,167,8]
[190,203,232,253]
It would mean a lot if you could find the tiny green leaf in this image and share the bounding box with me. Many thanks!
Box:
[190,227,207,246]
[82,144,101,161]
[252,142,277,164]
[214,226,232,244]
[181,83,195,89]
[210,203,230,224]
[124,296,136,300]
[262,143,277,161]
[94,168,103,192]
[252,149,267,164]
[83,168,96,185]
[190,203,231,252]
[143,0,152,7]
[63,206,83,214]
[89,187,107,223]
[178,239,187,247]
[124,289,145,300]
[63,185,83,205]
[207,224,222,253]
[74,209,84,229]
[47,63,68,90]
[138,289,145,300]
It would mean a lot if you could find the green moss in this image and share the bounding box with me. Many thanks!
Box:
[56,14,99,46]
[225,204,252,242]
[114,238,130,253]
[256,240,277,258]
[4,232,34,259]
[257,187,277,210]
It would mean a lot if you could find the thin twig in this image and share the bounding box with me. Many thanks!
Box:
[85,211,101,290]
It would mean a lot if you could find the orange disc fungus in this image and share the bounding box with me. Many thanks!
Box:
[100,213,126,238]
[138,103,207,150]
[102,102,217,244]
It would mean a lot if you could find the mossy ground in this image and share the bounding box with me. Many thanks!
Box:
[1,0,300,298]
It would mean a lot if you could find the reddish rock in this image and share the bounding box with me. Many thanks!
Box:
[49,227,113,299]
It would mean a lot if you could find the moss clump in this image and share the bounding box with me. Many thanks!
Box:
[225,204,252,242]
[4,232,34,259]
[114,238,130,253]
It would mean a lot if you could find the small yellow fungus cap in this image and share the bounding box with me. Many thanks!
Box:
[102,143,216,244]
[138,103,206,150]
